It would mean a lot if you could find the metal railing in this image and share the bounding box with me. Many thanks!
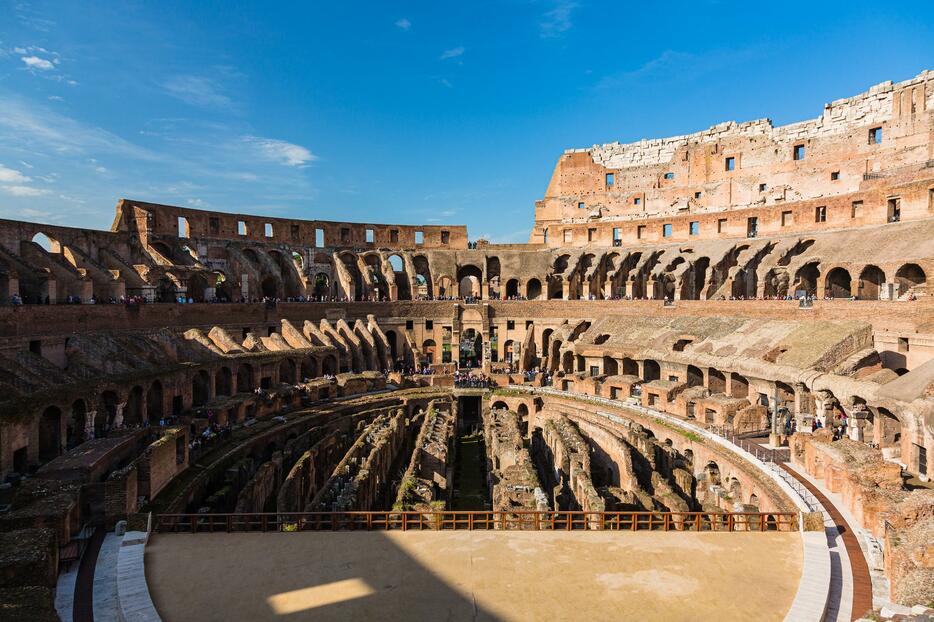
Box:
[154,510,798,533]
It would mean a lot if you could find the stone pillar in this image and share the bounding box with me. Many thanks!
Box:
[113,402,127,429]
[625,279,634,299]
[85,410,97,439]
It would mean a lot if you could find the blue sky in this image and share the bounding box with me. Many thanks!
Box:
[0,1,932,242]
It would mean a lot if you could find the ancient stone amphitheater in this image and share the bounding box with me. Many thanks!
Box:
[1,72,932,622]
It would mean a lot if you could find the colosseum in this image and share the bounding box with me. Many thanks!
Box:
[0,71,932,622]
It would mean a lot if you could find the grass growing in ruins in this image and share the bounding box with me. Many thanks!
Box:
[451,433,489,511]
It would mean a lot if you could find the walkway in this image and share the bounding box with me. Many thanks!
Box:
[780,463,873,621]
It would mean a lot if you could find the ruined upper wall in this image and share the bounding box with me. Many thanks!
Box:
[114,199,469,250]
[532,71,934,244]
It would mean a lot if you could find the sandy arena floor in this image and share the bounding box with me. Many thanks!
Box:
[146,531,802,621]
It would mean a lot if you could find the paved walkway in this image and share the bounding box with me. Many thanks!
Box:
[781,463,873,621]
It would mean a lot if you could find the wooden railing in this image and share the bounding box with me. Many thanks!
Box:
[154,511,798,533]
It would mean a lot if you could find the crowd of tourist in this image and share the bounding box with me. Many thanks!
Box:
[453,372,491,388]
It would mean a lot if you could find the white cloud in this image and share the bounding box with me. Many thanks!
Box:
[439,46,465,60]
[395,18,411,30]
[0,96,158,161]
[438,78,453,89]
[187,198,207,207]
[2,185,50,197]
[243,136,316,167]
[0,164,31,184]
[21,55,55,70]
[48,95,64,101]
[540,1,578,38]
[162,75,234,110]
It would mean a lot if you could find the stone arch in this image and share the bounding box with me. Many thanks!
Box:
[603,356,618,376]
[216,367,233,396]
[322,354,338,376]
[824,267,852,298]
[422,339,437,365]
[687,365,704,387]
[99,390,119,432]
[260,274,280,299]
[794,262,821,297]
[457,265,482,299]
[69,399,87,447]
[895,263,925,294]
[505,279,520,299]
[385,330,399,363]
[268,249,303,298]
[279,358,297,384]
[125,385,144,426]
[561,350,574,373]
[526,278,542,300]
[436,275,454,298]
[730,373,749,398]
[301,357,318,381]
[313,272,330,298]
[708,368,727,394]
[192,370,212,407]
[413,255,432,298]
[492,401,508,411]
[187,272,209,302]
[237,364,255,392]
[147,381,164,423]
[547,276,564,299]
[858,265,885,300]
[622,357,639,376]
[642,359,660,382]
[156,275,178,303]
[38,405,62,461]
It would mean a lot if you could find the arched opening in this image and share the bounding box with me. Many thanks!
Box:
[457,265,482,299]
[279,359,296,384]
[895,263,925,295]
[146,381,163,423]
[603,356,618,376]
[794,262,821,297]
[31,232,55,251]
[260,275,280,299]
[708,368,726,394]
[321,355,338,376]
[876,408,901,448]
[125,386,143,426]
[99,390,119,433]
[313,273,330,298]
[642,360,660,382]
[491,401,508,411]
[300,358,318,381]
[459,329,482,368]
[156,275,177,303]
[436,275,454,298]
[269,250,302,298]
[413,255,432,298]
[858,265,885,300]
[824,267,852,298]
[775,381,795,414]
[38,405,62,461]
[526,278,542,300]
[541,329,554,357]
[687,365,704,387]
[216,367,233,396]
[69,399,87,447]
[187,272,209,302]
[548,276,564,300]
[192,370,212,407]
[561,351,574,373]
[505,279,520,299]
[421,339,437,366]
[385,330,399,363]
[388,254,411,300]
[622,357,639,376]
[730,373,749,398]
[486,257,501,298]
[237,364,255,392]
